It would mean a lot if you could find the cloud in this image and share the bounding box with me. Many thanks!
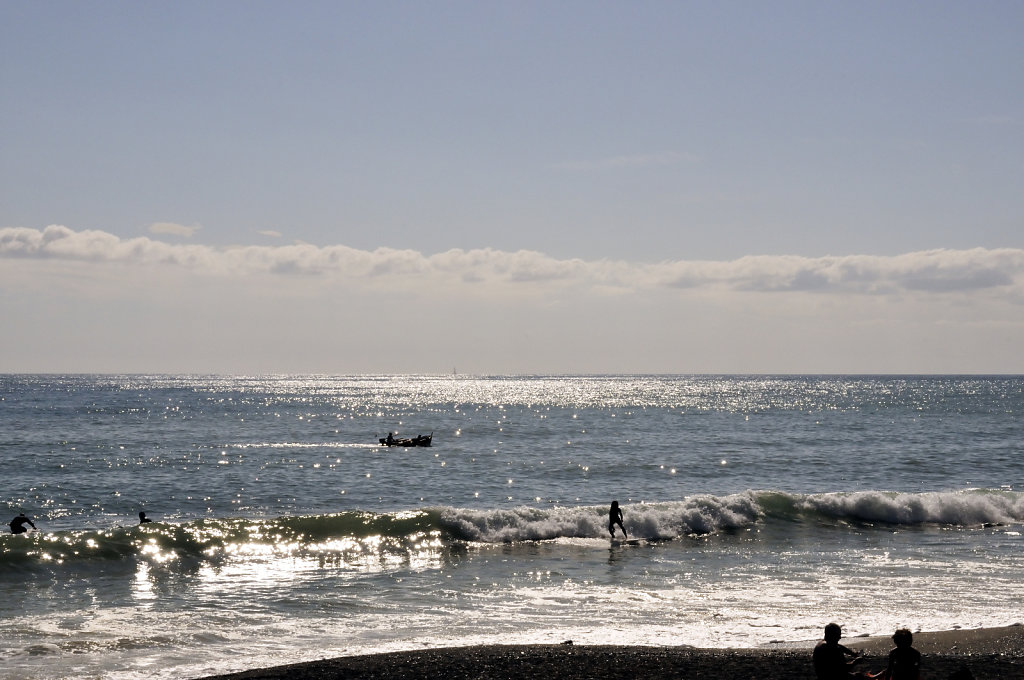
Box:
[2,226,1022,374]
[658,250,1024,299]
[975,114,1021,127]
[148,222,201,238]
[1,226,1022,302]
[258,230,283,238]
[555,151,696,171]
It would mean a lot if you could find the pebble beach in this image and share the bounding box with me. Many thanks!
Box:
[196,625,1024,680]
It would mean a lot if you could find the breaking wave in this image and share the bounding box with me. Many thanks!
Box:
[441,488,1023,542]
[3,489,1020,570]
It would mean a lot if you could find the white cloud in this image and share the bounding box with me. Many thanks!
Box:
[975,114,1021,127]
[2,225,1023,374]
[554,151,697,171]
[148,222,201,238]
[2,226,1022,303]
[654,250,1024,299]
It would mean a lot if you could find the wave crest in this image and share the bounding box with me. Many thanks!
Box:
[2,490,1019,570]
[789,489,1023,526]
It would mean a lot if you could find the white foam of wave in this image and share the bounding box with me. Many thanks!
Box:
[441,493,765,543]
[439,489,1024,544]
[797,489,1024,526]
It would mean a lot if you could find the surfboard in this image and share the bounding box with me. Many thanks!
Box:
[611,538,644,546]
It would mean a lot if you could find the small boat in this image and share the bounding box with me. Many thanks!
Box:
[379,432,432,447]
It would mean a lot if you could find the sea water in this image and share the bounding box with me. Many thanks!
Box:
[1,375,1022,679]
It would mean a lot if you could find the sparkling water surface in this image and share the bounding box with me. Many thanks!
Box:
[1,375,1022,679]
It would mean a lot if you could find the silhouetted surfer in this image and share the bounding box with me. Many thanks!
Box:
[9,513,36,534]
[608,501,627,539]
[139,511,152,525]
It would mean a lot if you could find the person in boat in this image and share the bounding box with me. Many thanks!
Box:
[386,432,395,446]
[139,511,152,524]
[813,623,864,679]
[608,501,627,539]
[9,513,37,534]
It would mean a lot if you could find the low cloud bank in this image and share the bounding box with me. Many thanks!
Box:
[2,225,1022,299]
[148,222,201,238]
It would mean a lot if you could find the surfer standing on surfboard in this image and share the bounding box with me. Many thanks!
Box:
[608,501,627,539]
[8,513,36,534]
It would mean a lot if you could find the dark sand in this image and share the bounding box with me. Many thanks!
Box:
[195,625,1024,679]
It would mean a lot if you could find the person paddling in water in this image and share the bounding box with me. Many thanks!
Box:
[608,501,627,539]
[9,513,36,534]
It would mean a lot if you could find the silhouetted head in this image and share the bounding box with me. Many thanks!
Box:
[139,512,146,519]
[611,501,619,508]
[892,628,913,648]
[824,623,842,643]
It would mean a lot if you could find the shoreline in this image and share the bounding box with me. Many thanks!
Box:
[194,625,1024,680]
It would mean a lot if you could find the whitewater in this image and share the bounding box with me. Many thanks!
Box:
[1,375,1022,679]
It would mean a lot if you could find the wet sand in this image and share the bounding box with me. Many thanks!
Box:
[195,625,1024,679]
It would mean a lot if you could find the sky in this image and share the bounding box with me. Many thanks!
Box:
[2,1,1022,374]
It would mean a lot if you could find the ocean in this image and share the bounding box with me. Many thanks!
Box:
[1,375,1022,679]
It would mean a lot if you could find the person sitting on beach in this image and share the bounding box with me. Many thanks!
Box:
[139,511,152,525]
[608,500,627,539]
[9,513,37,534]
[871,628,921,680]
[813,623,864,680]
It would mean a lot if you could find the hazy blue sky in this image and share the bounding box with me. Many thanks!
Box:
[2,2,1022,373]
